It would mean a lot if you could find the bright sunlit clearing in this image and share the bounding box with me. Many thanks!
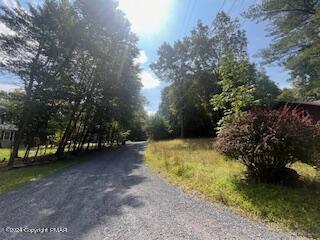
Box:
[118,0,172,34]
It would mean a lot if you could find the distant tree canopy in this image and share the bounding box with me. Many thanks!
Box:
[0,90,24,124]
[0,0,147,166]
[151,12,280,138]
[147,113,171,140]
[245,0,320,100]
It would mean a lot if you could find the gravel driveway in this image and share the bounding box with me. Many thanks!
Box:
[0,142,295,240]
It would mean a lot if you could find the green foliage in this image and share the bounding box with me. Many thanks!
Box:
[254,70,281,106]
[211,56,281,131]
[145,139,320,238]
[277,88,302,102]
[245,0,320,100]
[210,57,257,130]
[215,107,320,183]
[152,12,280,137]
[151,12,248,138]
[0,90,24,124]
[147,113,172,140]
[0,0,146,165]
[126,98,148,141]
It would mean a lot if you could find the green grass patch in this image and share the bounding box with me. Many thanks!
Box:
[145,139,320,238]
[0,147,58,161]
[0,155,89,193]
[0,143,101,162]
[0,148,11,160]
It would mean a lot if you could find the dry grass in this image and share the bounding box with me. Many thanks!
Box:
[145,139,320,238]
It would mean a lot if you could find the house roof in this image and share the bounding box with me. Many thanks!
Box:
[311,100,320,106]
[283,101,320,107]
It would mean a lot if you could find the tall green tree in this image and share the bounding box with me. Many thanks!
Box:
[211,56,281,131]
[210,56,257,130]
[0,0,146,166]
[255,70,281,106]
[245,0,320,100]
[152,12,248,138]
[0,0,80,164]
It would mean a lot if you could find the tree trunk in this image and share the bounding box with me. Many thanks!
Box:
[98,135,102,150]
[86,140,90,151]
[8,44,43,167]
[44,143,48,156]
[56,115,73,157]
[8,89,32,166]
[34,145,40,160]
[56,102,81,156]
[180,111,185,138]
[23,145,31,161]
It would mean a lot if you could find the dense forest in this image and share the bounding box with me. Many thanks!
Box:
[149,12,280,139]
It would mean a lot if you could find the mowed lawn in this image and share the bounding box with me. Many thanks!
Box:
[0,147,57,161]
[0,143,111,193]
[145,139,320,238]
[0,143,100,163]
[0,154,91,193]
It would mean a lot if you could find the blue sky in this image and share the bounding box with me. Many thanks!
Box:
[119,0,291,114]
[0,0,291,114]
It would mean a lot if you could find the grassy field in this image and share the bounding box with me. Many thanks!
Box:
[0,154,90,193]
[0,147,57,161]
[145,139,320,238]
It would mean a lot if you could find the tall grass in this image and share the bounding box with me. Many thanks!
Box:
[145,139,320,238]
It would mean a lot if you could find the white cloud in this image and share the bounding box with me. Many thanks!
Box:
[118,0,172,34]
[28,0,43,6]
[278,81,292,90]
[139,70,160,89]
[1,0,18,8]
[0,83,20,92]
[0,0,18,36]
[144,106,156,116]
[134,50,148,65]
[147,110,156,116]
[0,23,15,36]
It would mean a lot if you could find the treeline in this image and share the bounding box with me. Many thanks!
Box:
[149,12,280,139]
[0,0,147,166]
[149,0,320,139]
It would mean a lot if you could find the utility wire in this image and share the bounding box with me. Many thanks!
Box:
[181,0,193,38]
[227,0,237,15]
[218,0,226,13]
[237,0,247,25]
[183,0,197,36]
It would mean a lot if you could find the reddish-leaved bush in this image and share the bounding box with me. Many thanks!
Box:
[214,106,320,183]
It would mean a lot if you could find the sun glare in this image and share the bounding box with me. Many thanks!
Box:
[118,0,172,35]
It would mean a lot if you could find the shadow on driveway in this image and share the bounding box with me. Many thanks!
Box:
[0,142,147,240]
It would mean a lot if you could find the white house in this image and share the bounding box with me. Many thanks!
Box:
[0,109,18,148]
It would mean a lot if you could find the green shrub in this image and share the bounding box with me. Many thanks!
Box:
[215,106,320,183]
